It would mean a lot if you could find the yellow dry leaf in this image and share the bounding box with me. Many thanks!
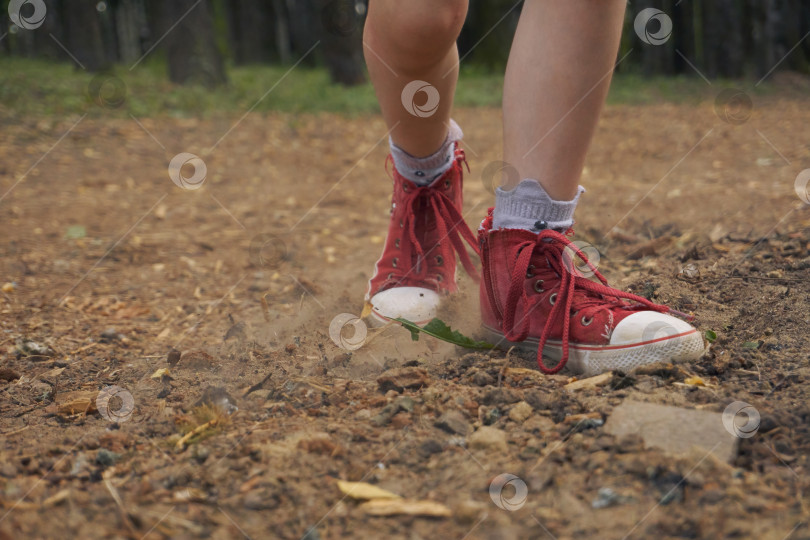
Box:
[360,301,373,320]
[151,368,171,379]
[564,372,613,391]
[336,481,400,500]
[683,376,706,386]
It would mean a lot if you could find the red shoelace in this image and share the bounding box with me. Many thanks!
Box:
[386,153,480,288]
[501,228,691,374]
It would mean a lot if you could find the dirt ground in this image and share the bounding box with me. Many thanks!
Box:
[1,86,810,539]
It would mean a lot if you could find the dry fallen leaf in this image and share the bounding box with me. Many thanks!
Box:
[564,372,613,391]
[336,481,400,500]
[683,376,706,387]
[358,498,452,517]
[56,390,98,417]
[151,368,171,379]
[173,488,207,503]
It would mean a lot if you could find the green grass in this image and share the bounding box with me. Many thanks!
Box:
[0,57,784,119]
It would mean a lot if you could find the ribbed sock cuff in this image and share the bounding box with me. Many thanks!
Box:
[389,119,463,185]
[492,179,584,231]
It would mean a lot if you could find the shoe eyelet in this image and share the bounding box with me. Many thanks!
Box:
[444,179,451,189]
[533,279,545,293]
[581,315,593,326]
[436,274,443,282]
[435,255,443,265]
[394,238,400,248]
[403,183,410,192]
[387,273,393,279]
[399,219,404,228]
[392,258,398,268]
[526,264,535,279]
[549,292,557,305]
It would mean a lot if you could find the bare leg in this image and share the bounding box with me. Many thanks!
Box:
[363,0,468,157]
[503,0,626,199]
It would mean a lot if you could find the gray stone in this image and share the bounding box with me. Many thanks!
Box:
[604,401,739,463]
[468,426,508,452]
[435,410,471,435]
[508,401,533,423]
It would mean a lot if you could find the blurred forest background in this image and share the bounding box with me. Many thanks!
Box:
[2,0,810,86]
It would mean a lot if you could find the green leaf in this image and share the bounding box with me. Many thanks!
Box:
[704,330,717,343]
[395,318,496,350]
[741,341,761,349]
[65,225,86,239]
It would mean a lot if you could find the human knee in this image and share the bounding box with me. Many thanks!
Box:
[366,0,467,70]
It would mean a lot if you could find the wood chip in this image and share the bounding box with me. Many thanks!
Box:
[42,489,71,507]
[564,372,613,392]
[376,367,429,393]
[358,498,452,518]
[336,481,400,500]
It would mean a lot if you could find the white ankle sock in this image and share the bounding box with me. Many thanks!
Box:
[389,119,463,185]
[493,179,585,231]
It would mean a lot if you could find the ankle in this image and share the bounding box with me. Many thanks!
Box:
[390,120,463,185]
[492,179,584,231]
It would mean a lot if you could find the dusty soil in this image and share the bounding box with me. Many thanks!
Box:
[1,90,810,539]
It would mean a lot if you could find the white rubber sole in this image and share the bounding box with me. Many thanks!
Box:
[482,324,707,376]
[368,309,432,328]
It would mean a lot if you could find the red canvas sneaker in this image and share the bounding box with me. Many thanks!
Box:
[365,145,479,327]
[479,210,706,376]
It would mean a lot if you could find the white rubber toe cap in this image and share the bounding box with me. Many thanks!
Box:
[368,287,439,327]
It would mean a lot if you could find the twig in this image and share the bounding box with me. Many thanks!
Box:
[243,371,273,396]
[175,418,220,451]
[2,424,33,436]
[497,347,515,387]
[103,472,139,539]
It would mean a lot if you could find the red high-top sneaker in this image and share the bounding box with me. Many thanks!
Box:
[365,145,479,327]
[478,210,706,376]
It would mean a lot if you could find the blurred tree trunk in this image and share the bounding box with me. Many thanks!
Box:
[637,0,677,76]
[160,0,227,87]
[285,0,319,64]
[61,0,110,70]
[458,0,520,71]
[672,0,697,76]
[225,0,276,64]
[702,0,744,77]
[318,0,365,85]
[6,0,64,60]
[114,0,145,64]
[783,0,810,73]
[271,0,291,63]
